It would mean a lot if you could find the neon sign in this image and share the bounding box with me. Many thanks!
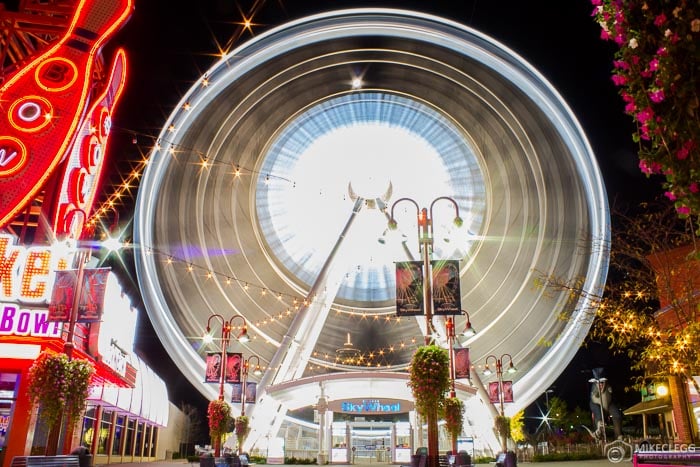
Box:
[52,49,128,235]
[0,234,69,303]
[0,305,61,337]
[0,0,134,228]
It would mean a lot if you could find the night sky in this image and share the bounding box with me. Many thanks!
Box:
[95,0,660,418]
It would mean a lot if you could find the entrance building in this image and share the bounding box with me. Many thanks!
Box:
[328,398,412,464]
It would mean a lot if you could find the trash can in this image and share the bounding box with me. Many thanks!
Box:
[200,455,215,467]
[504,451,517,467]
[70,446,92,467]
[456,450,471,467]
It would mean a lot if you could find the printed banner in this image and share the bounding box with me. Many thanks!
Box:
[205,352,222,383]
[231,382,243,403]
[77,267,110,322]
[225,352,242,383]
[431,260,461,315]
[395,261,424,316]
[502,381,514,403]
[232,382,258,404]
[48,269,77,322]
[48,267,110,322]
[245,381,257,404]
[488,382,500,404]
[453,347,470,379]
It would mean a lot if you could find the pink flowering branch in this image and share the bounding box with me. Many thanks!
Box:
[591,0,699,225]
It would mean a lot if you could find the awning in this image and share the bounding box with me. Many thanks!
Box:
[624,397,672,415]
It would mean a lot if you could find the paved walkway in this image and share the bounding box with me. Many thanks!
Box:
[108,459,623,467]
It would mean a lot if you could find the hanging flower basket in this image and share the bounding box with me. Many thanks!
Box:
[494,415,511,440]
[208,399,232,441]
[27,349,94,429]
[235,415,250,451]
[407,345,450,417]
[443,397,465,441]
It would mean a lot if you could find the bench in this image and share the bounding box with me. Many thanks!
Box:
[633,450,700,467]
[10,456,80,467]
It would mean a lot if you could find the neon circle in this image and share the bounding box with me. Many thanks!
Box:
[95,106,111,142]
[35,57,79,92]
[8,96,53,133]
[80,134,101,172]
[0,136,28,177]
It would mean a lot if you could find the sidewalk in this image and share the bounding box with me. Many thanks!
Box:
[108,459,624,467]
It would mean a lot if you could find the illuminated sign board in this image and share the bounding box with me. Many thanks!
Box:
[0,305,61,337]
[337,399,403,414]
[0,233,138,383]
[52,50,127,236]
[0,234,69,303]
[0,0,134,228]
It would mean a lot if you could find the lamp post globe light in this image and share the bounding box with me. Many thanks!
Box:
[388,195,462,467]
[483,354,517,453]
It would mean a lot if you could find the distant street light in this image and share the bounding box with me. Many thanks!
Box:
[241,355,263,417]
[204,313,250,401]
[204,313,249,457]
[483,354,517,453]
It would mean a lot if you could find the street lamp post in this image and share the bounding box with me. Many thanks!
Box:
[237,355,262,455]
[483,354,517,453]
[205,313,250,401]
[52,209,93,455]
[205,313,249,457]
[388,196,462,467]
[241,355,262,417]
[445,310,476,398]
[388,196,463,345]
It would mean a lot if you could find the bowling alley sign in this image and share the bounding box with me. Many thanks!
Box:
[0,0,134,233]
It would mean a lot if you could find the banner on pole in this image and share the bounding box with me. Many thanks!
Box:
[503,381,514,403]
[48,269,77,322]
[488,382,500,403]
[48,267,110,322]
[454,347,470,379]
[233,381,258,404]
[395,261,424,316]
[431,260,461,315]
[77,267,110,322]
[225,352,242,383]
[205,352,221,383]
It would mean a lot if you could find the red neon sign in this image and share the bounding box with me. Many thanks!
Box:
[52,49,128,236]
[0,0,134,228]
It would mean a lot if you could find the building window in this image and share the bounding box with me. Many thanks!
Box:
[80,407,98,449]
[144,425,152,457]
[112,415,125,455]
[150,427,158,457]
[97,410,112,454]
[124,419,135,456]
[134,421,143,457]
